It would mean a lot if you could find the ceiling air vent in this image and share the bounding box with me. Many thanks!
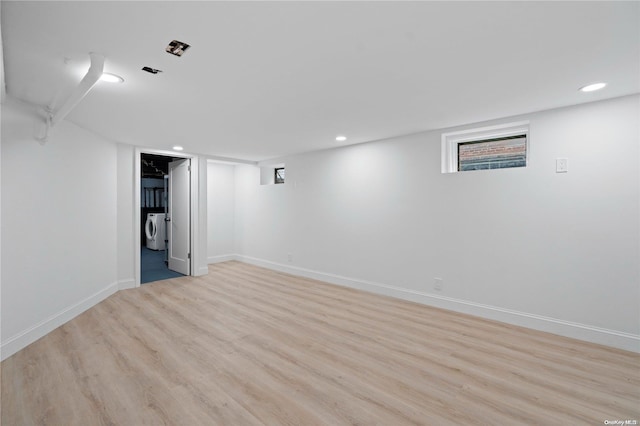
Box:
[142,66,162,74]
[166,40,190,57]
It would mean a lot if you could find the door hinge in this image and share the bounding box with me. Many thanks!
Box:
[188,166,191,172]
[187,253,191,259]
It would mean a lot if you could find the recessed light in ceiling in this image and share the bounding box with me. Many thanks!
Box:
[166,40,190,57]
[100,72,124,83]
[336,135,347,142]
[579,82,606,92]
[172,146,184,151]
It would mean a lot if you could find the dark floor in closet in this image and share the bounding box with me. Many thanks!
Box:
[140,247,185,284]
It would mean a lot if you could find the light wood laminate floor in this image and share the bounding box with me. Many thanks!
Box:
[2,261,639,425]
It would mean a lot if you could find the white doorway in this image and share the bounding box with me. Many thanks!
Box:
[134,148,206,287]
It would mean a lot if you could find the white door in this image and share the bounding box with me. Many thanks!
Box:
[168,159,190,275]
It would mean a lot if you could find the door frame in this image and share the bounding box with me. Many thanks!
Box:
[134,147,203,287]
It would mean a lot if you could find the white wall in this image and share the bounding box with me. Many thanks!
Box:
[1,97,119,359]
[234,95,640,351]
[117,143,135,290]
[207,161,236,263]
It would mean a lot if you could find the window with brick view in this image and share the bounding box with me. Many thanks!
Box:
[458,135,527,171]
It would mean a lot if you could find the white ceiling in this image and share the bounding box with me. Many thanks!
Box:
[2,1,639,162]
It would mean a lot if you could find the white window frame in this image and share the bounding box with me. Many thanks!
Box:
[441,121,530,174]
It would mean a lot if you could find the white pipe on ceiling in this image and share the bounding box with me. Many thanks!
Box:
[39,52,105,143]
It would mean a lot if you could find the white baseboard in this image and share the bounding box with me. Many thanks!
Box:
[1,282,119,361]
[208,254,237,264]
[235,255,640,353]
[118,278,136,290]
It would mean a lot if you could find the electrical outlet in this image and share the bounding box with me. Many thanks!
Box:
[556,158,568,173]
[287,253,293,262]
[434,278,443,291]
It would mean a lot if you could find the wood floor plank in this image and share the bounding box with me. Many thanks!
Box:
[205,267,626,423]
[209,266,639,407]
[2,260,639,425]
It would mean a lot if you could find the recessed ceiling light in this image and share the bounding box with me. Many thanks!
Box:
[579,82,606,92]
[100,72,124,83]
[336,135,347,142]
[172,146,184,151]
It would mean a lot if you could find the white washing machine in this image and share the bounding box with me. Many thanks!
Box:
[145,213,166,250]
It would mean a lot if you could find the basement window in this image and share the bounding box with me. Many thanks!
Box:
[260,163,285,185]
[441,121,529,173]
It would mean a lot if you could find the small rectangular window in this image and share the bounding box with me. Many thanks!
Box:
[458,135,527,171]
[260,163,285,185]
[441,121,529,174]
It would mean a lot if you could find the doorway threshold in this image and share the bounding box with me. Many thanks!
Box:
[140,247,185,284]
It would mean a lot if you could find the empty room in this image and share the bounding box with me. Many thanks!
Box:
[1,1,639,425]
